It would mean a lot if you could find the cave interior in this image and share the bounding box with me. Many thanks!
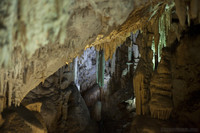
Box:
[0,0,200,133]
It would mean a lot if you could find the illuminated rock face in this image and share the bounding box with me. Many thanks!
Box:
[0,0,139,107]
[21,66,92,133]
[0,1,200,130]
[0,0,175,110]
[149,48,173,120]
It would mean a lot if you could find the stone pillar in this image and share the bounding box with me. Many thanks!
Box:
[133,72,143,115]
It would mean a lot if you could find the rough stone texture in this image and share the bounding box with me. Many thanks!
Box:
[133,30,153,116]
[26,102,42,113]
[0,0,200,131]
[149,48,173,120]
[100,41,135,126]
[78,47,97,93]
[21,64,95,133]
[0,0,175,110]
[133,59,152,116]
[0,0,138,107]
[82,83,100,107]
[130,116,175,133]
[0,106,47,133]
[58,83,92,133]
[21,65,73,132]
[171,28,200,109]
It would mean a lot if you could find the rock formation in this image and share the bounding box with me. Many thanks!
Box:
[0,0,200,132]
[149,48,173,120]
[0,106,47,133]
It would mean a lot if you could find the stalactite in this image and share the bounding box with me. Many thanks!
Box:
[151,37,155,70]
[158,14,166,62]
[127,46,132,73]
[96,50,105,87]
[8,80,12,106]
[132,31,140,71]
[165,3,173,37]
[73,57,79,90]
[151,3,174,69]
[115,47,121,81]
[0,73,3,95]
[154,18,159,69]
[175,0,186,27]
[186,5,190,27]
[190,0,198,19]
[111,51,116,75]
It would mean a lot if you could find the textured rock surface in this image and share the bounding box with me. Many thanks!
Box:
[78,47,97,93]
[59,83,92,133]
[21,65,95,133]
[0,106,47,133]
[0,0,180,110]
[0,0,139,107]
[82,83,100,107]
[133,30,153,115]
[149,48,173,120]
[130,116,175,133]
[0,0,200,132]
[26,102,42,112]
[171,28,200,109]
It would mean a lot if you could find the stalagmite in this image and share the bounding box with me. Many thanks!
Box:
[133,72,144,115]
[93,101,102,122]
[149,48,173,120]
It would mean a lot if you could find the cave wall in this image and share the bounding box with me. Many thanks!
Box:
[171,28,200,126]
[0,0,175,113]
[171,30,200,108]
[78,47,97,93]
[21,65,93,133]
[0,0,141,108]
[0,0,199,127]
[133,0,200,121]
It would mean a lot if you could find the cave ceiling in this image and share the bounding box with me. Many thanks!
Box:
[0,0,178,105]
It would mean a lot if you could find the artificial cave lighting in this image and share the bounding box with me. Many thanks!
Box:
[0,0,200,133]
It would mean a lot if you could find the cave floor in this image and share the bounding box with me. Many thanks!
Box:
[98,115,200,133]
